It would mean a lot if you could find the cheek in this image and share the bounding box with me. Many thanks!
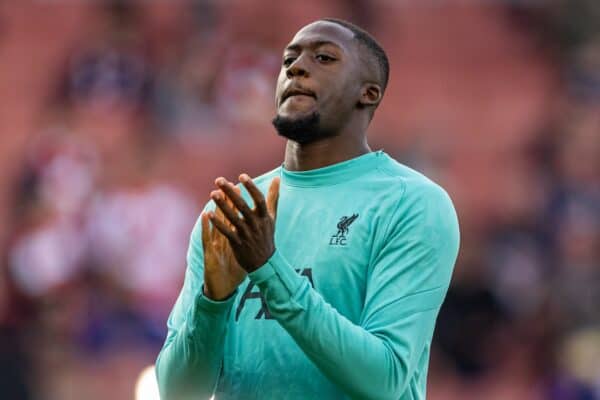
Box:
[317,97,351,129]
[344,77,362,106]
[275,71,286,103]
[320,81,357,113]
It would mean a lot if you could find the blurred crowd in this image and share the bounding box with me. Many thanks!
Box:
[0,1,598,399]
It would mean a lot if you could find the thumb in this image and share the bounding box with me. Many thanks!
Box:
[266,177,281,220]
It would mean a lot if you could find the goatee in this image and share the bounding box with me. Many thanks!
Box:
[272,112,336,144]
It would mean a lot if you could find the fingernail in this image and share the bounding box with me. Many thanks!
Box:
[216,177,225,186]
[240,173,249,182]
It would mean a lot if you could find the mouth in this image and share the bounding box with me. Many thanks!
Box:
[281,87,317,104]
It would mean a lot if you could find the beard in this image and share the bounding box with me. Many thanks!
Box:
[271,111,337,145]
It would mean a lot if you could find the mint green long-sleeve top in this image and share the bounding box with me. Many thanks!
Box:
[156,151,460,400]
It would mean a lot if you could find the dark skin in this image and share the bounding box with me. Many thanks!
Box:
[203,21,383,298]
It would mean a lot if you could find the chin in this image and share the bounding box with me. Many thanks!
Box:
[272,111,336,144]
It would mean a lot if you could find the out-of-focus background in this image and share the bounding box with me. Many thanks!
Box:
[0,1,598,399]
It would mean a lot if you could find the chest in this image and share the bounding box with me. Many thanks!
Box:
[231,187,387,325]
[270,189,384,321]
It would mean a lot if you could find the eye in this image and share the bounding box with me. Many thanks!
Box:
[283,56,296,67]
[316,54,335,63]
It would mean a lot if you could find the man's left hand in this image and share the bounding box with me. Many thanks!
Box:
[209,174,280,273]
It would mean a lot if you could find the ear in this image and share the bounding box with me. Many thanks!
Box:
[358,83,382,108]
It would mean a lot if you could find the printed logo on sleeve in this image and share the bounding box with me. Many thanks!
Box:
[329,214,359,246]
[235,268,314,321]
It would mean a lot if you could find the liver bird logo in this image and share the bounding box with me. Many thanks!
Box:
[330,214,359,246]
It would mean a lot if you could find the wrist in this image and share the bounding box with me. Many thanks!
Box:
[244,246,276,273]
[202,284,237,301]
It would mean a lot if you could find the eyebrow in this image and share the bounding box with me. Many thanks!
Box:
[285,40,342,52]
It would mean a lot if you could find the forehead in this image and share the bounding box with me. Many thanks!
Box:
[286,21,356,52]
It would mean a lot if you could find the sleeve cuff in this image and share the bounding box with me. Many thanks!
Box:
[192,288,238,316]
[248,249,304,299]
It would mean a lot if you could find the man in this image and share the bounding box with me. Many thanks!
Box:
[156,18,460,400]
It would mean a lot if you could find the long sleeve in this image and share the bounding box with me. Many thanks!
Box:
[155,213,236,400]
[247,182,460,400]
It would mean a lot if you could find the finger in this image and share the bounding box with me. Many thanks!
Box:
[210,206,227,251]
[208,211,240,245]
[211,190,245,232]
[216,187,243,233]
[214,191,232,229]
[215,177,254,219]
[239,173,267,217]
[225,186,243,226]
[266,177,280,220]
[215,186,242,226]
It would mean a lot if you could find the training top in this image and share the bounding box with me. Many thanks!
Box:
[156,150,460,400]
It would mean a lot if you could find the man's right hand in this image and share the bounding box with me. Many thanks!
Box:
[201,187,247,301]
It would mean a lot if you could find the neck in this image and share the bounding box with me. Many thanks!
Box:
[284,133,371,171]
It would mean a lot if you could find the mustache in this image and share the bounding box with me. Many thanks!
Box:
[280,86,317,104]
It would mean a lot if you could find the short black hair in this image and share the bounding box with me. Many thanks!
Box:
[321,18,390,92]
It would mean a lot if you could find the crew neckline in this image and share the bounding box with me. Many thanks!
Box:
[280,150,384,187]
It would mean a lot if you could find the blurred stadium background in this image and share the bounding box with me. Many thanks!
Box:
[0,1,598,399]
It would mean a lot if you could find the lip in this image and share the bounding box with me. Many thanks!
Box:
[281,86,317,104]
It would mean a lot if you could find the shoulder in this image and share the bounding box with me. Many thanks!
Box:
[374,153,455,215]
[375,153,459,243]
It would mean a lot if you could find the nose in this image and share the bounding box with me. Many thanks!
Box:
[286,55,309,79]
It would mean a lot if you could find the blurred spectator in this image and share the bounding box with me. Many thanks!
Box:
[0,1,598,399]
